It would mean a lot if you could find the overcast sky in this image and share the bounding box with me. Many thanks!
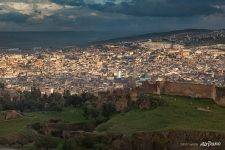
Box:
[0,0,225,35]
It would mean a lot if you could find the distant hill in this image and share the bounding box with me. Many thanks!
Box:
[0,31,126,50]
[0,29,225,50]
[99,29,225,47]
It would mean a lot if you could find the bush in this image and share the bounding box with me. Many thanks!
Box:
[150,96,165,108]
[34,135,61,149]
[101,102,116,119]
[136,94,165,110]
[65,95,84,107]
[82,101,99,119]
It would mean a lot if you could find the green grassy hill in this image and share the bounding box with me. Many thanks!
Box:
[1,96,225,149]
[0,107,87,136]
[1,95,225,137]
[96,95,225,135]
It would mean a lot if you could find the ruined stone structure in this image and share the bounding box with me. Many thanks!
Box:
[156,81,216,100]
[0,110,23,120]
[97,89,130,111]
[61,130,225,150]
[0,88,20,101]
[215,87,225,106]
[135,81,158,95]
[98,80,225,111]
[155,81,225,106]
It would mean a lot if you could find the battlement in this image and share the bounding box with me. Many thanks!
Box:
[155,81,216,100]
[98,81,225,111]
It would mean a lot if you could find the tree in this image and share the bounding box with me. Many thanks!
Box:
[82,101,99,119]
[0,96,15,110]
[63,90,71,97]
[62,140,75,150]
[34,135,59,149]
[17,90,45,112]
[0,82,5,90]
[31,86,41,99]
[47,92,65,111]
[101,102,116,119]
[81,92,97,103]
[65,95,83,107]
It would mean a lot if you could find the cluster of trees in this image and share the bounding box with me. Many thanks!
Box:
[64,90,116,122]
[0,86,65,112]
[0,87,98,113]
[135,94,166,109]
[82,100,116,122]
[0,84,117,119]
[0,82,164,119]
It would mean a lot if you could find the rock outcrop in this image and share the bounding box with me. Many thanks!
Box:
[0,110,23,120]
[63,130,225,150]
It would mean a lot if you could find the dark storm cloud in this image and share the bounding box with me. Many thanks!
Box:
[0,13,29,23]
[52,0,225,17]
[52,0,85,6]
[0,0,225,32]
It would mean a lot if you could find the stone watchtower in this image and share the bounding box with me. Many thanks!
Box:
[214,87,225,106]
[156,80,166,95]
[211,83,216,100]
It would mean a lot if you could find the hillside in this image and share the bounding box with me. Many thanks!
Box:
[0,108,87,136]
[1,96,225,149]
[99,29,225,47]
[96,95,225,135]
[1,96,225,136]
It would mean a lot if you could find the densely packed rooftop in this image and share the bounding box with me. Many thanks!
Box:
[0,40,224,95]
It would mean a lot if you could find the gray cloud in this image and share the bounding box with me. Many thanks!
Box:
[0,0,224,34]
[0,13,29,23]
[52,0,225,17]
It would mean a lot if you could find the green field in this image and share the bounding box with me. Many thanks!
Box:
[0,107,87,136]
[96,95,225,135]
[1,96,225,137]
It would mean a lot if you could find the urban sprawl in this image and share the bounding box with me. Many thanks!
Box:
[0,40,225,95]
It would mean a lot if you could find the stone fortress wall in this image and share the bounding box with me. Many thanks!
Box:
[98,80,225,111]
[156,81,216,100]
[215,87,225,105]
[147,81,225,106]
[140,81,225,106]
